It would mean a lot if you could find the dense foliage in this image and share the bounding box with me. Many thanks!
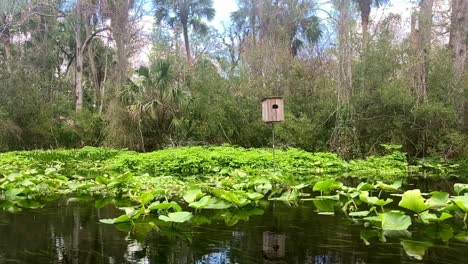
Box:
[0,0,466,159]
[1,146,468,260]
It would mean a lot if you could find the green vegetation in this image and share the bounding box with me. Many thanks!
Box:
[1,0,467,161]
[1,146,468,260]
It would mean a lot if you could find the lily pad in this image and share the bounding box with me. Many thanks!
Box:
[398,189,430,214]
[183,188,205,203]
[425,191,449,209]
[313,179,343,194]
[159,211,193,223]
[381,211,412,231]
[400,240,433,260]
[454,183,468,195]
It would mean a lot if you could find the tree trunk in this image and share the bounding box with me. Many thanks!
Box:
[412,0,433,105]
[358,0,372,50]
[75,1,84,112]
[1,15,12,71]
[449,0,467,125]
[109,0,131,90]
[85,16,102,112]
[330,0,355,156]
[181,21,192,65]
[337,0,353,106]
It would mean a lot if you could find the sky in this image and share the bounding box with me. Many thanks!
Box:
[135,0,420,65]
[209,0,416,31]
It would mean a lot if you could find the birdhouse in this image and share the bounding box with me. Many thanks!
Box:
[262,231,286,261]
[262,97,284,123]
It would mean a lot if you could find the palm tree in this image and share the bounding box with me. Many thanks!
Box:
[231,0,321,57]
[121,60,189,151]
[283,0,321,57]
[154,0,215,64]
[354,0,389,49]
[231,0,261,46]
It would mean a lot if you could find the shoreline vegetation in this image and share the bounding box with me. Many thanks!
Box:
[2,145,468,260]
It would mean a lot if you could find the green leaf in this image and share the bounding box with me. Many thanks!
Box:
[158,211,193,223]
[313,179,343,194]
[426,191,449,209]
[454,183,468,195]
[246,192,264,200]
[360,229,380,245]
[137,192,154,206]
[359,191,393,207]
[455,231,468,243]
[211,188,241,205]
[356,182,375,191]
[400,240,433,260]
[254,179,272,194]
[6,173,22,182]
[204,197,232,209]
[312,199,337,214]
[424,224,454,242]
[95,176,111,185]
[121,207,143,219]
[183,188,204,203]
[420,211,453,224]
[376,181,402,191]
[147,201,182,212]
[189,196,211,209]
[100,213,132,224]
[380,211,412,231]
[398,189,430,214]
[349,211,371,217]
[451,194,468,212]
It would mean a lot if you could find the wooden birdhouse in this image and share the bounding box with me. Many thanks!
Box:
[262,97,284,123]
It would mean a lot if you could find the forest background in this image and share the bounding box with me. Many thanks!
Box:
[0,0,466,159]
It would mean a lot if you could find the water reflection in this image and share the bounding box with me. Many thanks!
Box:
[1,201,468,264]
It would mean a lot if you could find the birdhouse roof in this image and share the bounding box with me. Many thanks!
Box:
[261,96,283,102]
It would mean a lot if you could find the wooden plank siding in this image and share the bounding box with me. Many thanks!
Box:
[261,97,284,123]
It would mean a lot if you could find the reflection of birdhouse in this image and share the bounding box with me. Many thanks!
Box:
[262,97,284,123]
[262,231,286,261]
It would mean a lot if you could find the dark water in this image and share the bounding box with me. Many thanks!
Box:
[1,177,468,264]
[1,198,468,264]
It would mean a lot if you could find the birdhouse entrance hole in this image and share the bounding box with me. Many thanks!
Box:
[261,97,284,123]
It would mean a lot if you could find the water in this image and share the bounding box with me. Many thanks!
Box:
[1,199,468,264]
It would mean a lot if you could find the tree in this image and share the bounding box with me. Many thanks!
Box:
[231,0,321,57]
[231,0,261,47]
[154,0,215,65]
[330,0,355,155]
[121,60,189,150]
[449,0,467,125]
[353,0,389,50]
[73,0,109,112]
[411,0,434,105]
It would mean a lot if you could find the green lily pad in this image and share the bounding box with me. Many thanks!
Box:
[349,211,371,217]
[381,211,412,230]
[426,191,449,209]
[183,188,205,203]
[359,191,393,207]
[357,182,375,191]
[399,189,430,214]
[148,201,182,212]
[313,179,343,194]
[454,183,468,195]
[420,211,453,224]
[451,194,468,212]
[189,195,211,209]
[159,211,193,223]
[376,181,402,191]
[455,231,468,243]
[400,240,433,260]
